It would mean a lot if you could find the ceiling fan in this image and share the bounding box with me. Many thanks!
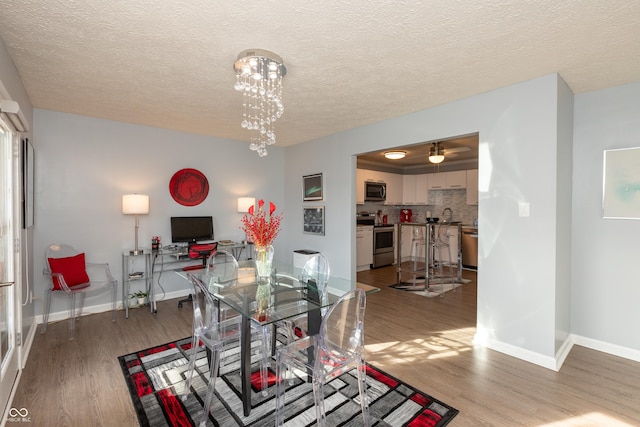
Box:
[401,141,470,164]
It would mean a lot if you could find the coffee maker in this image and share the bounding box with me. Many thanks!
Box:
[400,209,412,223]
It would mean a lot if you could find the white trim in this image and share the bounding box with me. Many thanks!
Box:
[571,334,640,363]
[0,80,29,132]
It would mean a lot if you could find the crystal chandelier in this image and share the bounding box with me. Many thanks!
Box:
[233,49,286,157]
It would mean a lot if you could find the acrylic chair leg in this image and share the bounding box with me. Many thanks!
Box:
[111,285,117,322]
[200,347,221,427]
[181,335,200,401]
[357,361,372,427]
[312,377,327,427]
[68,293,76,340]
[260,325,270,396]
[274,353,286,426]
[40,290,52,334]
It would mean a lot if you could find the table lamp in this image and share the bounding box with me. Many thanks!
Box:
[237,197,255,213]
[122,194,149,255]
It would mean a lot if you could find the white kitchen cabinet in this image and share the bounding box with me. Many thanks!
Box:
[415,174,428,204]
[466,169,478,205]
[381,172,403,205]
[401,174,428,204]
[356,168,366,204]
[427,171,467,190]
[427,173,446,190]
[356,226,373,271]
[402,175,417,204]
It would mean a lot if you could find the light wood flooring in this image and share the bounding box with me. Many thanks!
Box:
[10,266,640,426]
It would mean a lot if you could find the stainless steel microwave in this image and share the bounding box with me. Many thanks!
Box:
[365,181,386,202]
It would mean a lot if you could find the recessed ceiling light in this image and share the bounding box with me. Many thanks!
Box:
[384,151,406,160]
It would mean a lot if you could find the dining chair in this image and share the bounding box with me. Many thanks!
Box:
[182,273,250,427]
[42,243,117,340]
[274,288,370,427]
[274,253,330,343]
[202,250,270,395]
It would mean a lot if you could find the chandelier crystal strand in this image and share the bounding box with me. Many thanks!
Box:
[234,49,286,157]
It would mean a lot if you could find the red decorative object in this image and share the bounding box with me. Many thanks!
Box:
[169,168,209,206]
[240,199,283,247]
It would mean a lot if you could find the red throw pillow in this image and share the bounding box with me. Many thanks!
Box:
[48,253,90,291]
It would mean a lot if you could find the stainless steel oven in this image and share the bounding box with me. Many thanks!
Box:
[373,225,394,268]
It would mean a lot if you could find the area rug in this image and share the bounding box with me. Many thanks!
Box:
[119,337,458,427]
[391,278,470,298]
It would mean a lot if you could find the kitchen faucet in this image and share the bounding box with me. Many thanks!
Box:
[442,207,453,222]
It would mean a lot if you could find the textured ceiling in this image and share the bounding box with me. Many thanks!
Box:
[1,1,639,149]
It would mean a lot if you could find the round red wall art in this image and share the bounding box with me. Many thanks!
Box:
[169,168,209,206]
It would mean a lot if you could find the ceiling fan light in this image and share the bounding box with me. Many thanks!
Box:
[429,154,445,164]
[384,151,406,160]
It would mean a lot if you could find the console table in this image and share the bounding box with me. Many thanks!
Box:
[123,242,252,315]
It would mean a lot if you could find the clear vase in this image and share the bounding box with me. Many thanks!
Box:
[254,245,274,320]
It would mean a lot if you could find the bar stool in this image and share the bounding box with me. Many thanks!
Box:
[432,221,455,295]
[410,225,427,287]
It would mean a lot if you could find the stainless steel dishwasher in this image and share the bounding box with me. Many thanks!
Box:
[461,227,478,269]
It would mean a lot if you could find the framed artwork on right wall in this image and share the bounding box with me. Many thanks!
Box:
[602,147,640,219]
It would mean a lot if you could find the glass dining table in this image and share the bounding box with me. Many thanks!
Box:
[177,260,379,416]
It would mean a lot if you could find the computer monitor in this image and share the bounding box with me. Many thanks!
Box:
[170,216,214,244]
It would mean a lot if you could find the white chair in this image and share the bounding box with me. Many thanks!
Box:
[275,288,370,427]
[42,244,117,340]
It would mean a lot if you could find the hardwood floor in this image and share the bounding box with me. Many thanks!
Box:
[11,267,640,426]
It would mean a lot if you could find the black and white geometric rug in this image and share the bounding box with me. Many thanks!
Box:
[118,337,459,426]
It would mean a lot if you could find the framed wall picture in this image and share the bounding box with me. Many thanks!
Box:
[303,173,323,201]
[303,206,325,235]
[603,147,640,219]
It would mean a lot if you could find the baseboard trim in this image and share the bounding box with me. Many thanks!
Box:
[571,334,640,363]
[474,331,640,372]
[35,290,191,325]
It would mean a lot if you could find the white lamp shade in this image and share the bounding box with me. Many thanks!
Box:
[237,197,255,213]
[122,194,149,215]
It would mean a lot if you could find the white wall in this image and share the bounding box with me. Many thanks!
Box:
[285,74,572,366]
[572,82,640,351]
[33,109,285,318]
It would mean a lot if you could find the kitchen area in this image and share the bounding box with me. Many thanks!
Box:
[355,135,479,278]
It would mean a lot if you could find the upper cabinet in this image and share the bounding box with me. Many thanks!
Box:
[381,172,403,205]
[466,169,478,205]
[356,169,402,205]
[427,170,467,190]
[401,174,428,205]
[356,169,366,204]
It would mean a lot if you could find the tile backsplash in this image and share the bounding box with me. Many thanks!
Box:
[358,189,478,226]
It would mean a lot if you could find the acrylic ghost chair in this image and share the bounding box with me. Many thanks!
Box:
[273,253,331,345]
[182,272,272,426]
[187,250,270,396]
[431,220,456,295]
[42,244,117,340]
[274,288,370,427]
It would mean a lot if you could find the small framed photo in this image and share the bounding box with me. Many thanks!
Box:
[303,206,325,235]
[303,173,323,201]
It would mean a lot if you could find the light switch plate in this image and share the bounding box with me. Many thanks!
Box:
[519,202,530,217]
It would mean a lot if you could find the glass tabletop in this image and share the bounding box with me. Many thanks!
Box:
[178,260,378,326]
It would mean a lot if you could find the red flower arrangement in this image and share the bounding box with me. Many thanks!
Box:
[240,199,283,247]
